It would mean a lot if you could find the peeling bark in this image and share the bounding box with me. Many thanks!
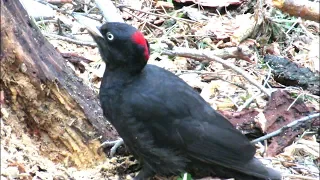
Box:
[0,0,118,168]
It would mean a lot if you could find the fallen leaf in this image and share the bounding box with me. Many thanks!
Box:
[155,1,174,9]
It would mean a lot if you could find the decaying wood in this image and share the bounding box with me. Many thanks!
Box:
[272,0,320,23]
[264,55,320,96]
[0,0,118,168]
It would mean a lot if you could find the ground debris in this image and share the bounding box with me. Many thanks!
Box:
[0,118,126,180]
[264,55,320,95]
[219,109,262,138]
[262,90,315,156]
[4,0,320,179]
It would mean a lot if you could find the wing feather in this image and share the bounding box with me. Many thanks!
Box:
[126,65,256,168]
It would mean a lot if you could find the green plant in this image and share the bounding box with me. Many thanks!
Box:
[177,172,193,180]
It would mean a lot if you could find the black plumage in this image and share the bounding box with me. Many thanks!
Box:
[88,22,281,180]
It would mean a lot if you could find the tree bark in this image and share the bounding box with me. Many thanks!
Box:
[0,0,118,168]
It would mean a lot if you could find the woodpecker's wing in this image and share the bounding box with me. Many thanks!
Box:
[126,65,256,169]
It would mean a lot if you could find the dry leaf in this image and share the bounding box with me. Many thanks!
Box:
[155,1,174,9]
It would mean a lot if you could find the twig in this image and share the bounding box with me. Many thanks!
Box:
[285,17,300,35]
[263,62,273,87]
[237,62,273,111]
[251,113,320,144]
[299,21,315,38]
[237,91,262,111]
[74,12,103,22]
[162,48,272,96]
[210,46,255,63]
[228,95,239,108]
[264,139,268,157]
[120,8,163,32]
[174,69,218,76]
[173,69,246,90]
[163,46,255,63]
[283,87,320,100]
[287,93,304,111]
[36,20,58,24]
[94,0,124,23]
[43,33,97,47]
[117,5,197,24]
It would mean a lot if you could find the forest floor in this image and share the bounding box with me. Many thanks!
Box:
[1,0,319,179]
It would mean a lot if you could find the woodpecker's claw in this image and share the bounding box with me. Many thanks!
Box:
[100,138,124,157]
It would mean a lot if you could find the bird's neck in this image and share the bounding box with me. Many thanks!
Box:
[100,68,138,90]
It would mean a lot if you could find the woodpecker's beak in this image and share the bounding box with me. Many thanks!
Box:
[86,25,110,56]
[85,24,110,63]
[86,25,103,38]
[86,25,104,42]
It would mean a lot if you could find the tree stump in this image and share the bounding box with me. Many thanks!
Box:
[0,0,118,168]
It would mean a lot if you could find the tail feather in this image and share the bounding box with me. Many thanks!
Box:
[237,158,282,180]
[190,158,281,180]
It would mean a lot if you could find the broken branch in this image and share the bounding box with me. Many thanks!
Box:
[162,48,272,96]
[251,113,320,144]
[43,33,97,47]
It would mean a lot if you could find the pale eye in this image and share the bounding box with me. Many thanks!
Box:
[106,32,114,41]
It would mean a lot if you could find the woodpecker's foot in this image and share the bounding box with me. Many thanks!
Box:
[100,138,124,157]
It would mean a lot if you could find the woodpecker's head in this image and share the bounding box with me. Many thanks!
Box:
[88,22,150,74]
